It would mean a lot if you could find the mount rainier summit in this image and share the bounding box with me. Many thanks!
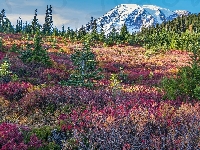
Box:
[86,4,191,35]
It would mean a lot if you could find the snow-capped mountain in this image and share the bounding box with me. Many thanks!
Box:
[85,4,191,35]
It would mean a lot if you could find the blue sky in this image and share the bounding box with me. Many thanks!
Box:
[0,0,199,30]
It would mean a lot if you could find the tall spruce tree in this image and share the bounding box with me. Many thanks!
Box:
[0,9,6,32]
[61,25,65,36]
[3,18,14,33]
[31,9,41,34]
[43,5,53,35]
[99,23,105,43]
[0,9,13,33]
[120,23,129,43]
[16,17,22,33]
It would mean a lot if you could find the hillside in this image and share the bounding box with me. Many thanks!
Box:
[0,4,199,149]
[0,32,199,149]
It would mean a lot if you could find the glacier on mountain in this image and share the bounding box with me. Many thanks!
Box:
[84,4,191,35]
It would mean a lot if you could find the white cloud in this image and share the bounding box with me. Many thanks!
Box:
[52,14,71,28]
[1,1,95,30]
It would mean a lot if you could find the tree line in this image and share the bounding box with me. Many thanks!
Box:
[1,5,200,52]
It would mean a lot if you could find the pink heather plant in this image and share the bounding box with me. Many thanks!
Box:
[0,123,43,149]
[28,134,43,149]
[0,81,32,101]
[58,97,199,149]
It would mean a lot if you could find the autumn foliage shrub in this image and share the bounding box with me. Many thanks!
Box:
[103,62,121,73]
[39,68,69,84]
[121,68,151,84]
[19,85,124,114]
[0,81,31,101]
[58,101,200,149]
[0,123,43,149]
[8,55,30,78]
[0,52,5,61]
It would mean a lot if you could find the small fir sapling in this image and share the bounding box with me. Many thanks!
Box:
[18,32,52,67]
[60,42,104,88]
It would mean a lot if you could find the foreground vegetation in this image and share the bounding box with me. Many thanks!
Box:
[0,30,199,149]
[0,5,199,150]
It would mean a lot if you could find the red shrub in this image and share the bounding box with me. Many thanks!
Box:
[0,81,32,101]
[39,68,69,83]
[103,62,120,73]
[0,123,43,149]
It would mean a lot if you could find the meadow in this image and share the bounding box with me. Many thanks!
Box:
[0,32,199,149]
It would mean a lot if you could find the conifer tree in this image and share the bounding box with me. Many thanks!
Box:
[0,9,13,33]
[31,9,41,34]
[90,19,99,44]
[86,22,90,32]
[0,9,6,32]
[90,16,94,31]
[60,42,104,88]
[66,27,71,39]
[61,25,65,36]
[3,18,14,33]
[43,5,53,35]
[78,25,86,40]
[19,32,52,67]
[120,23,129,43]
[16,17,22,33]
[99,23,105,43]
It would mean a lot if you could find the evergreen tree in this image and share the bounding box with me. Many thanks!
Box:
[19,32,52,67]
[92,19,97,33]
[86,22,90,32]
[3,18,14,33]
[0,9,6,32]
[120,23,129,43]
[90,19,99,44]
[31,9,41,34]
[66,27,71,39]
[23,22,31,34]
[15,17,22,33]
[90,16,94,31]
[99,23,105,43]
[60,42,104,88]
[0,9,14,33]
[43,5,53,35]
[78,25,86,40]
[61,25,65,36]
[52,27,59,36]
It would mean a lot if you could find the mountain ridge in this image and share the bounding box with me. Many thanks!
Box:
[84,4,191,35]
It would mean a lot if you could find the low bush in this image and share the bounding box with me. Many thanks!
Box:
[0,123,43,149]
[0,81,31,101]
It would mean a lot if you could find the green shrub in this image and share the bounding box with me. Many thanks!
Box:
[161,42,200,101]
[0,56,12,83]
[23,126,61,150]
[9,43,19,53]
[110,73,122,97]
